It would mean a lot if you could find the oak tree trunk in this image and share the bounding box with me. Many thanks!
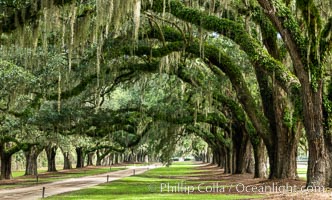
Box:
[224,147,232,174]
[24,146,43,176]
[268,89,300,179]
[234,129,253,174]
[0,143,22,180]
[302,83,326,187]
[212,149,218,165]
[96,150,103,166]
[110,153,114,165]
[325,137,332,187]
[0,151,12,180]
[45,145,57,172]
[96,149,111,166]
[114,153,119,164]
[63,152,72,170]
[76,147,85,168]
[102,155,109,166]
[87,152,95,166]
[253,139,267,178]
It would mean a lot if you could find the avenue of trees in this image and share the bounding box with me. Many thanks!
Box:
[0,0,332,189]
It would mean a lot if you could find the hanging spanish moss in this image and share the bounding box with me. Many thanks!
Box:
[159,52,181,74]
[57,71,62,112]
[96,34,103,88]
[133,0,141,40]
[42,8,49,54]
[199,28,205,59]
[68,4,77,73]
[105,0,114,37]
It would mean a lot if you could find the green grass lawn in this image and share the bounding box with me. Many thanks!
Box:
[12,169,47,178]
[47,162,262,200]
[297,167,307,179]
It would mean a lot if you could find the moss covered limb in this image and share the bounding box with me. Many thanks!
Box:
[296,0,322,68]
[0,138,25,156]
[258,0,328,91]
[84,111,152,148]
[149,0,300,95]
[253,7,281,136]
[191,47,271,147]
[295,0,323,87]
[255,0,311,84]
[46,61,159,101]
[320,17,332,63]
[213,93,258,140]
[186,124,226,147]
[169,57,260,146]
[0,0,76,33]
[44,29,173,101]
[47,73,96,100]
[85,145,124,154]
[257,0,306,56]
[173,60,259,146]
[151,108,228,129]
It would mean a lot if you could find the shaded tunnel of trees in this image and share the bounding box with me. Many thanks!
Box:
[0,0,332,188]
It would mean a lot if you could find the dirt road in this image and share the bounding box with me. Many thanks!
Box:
[0,165,158,200]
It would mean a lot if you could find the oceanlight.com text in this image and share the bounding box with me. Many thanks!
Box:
[158,182,326,194]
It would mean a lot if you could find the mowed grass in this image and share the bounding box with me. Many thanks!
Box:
[12,169,47,178]
[0,167,125,189]
[297,167,307,179]
[47,162,262,200]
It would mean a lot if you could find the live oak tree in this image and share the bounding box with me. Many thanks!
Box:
[0,0,332,189]
[0,60,37,179]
